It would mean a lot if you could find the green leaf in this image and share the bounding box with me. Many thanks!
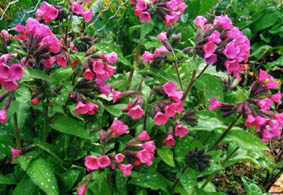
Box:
[129,172,169,192]
[23,68,54,83]
[96,43,131,67]
[26,158,59,195]
[13,175,38,195]
[90,0,104,14]
[226,129,268,151]
[140,20,154,40]
[50,115,89,139]
[105,104,127,117]
[0,173,16,185]
[57,169,80,192]
[157,147,175,167]
[177,169,198,194]
[252,7,281,32]
[17,151,41,171]
[115,170,127,195]
[190,114,226,132]
[198,0,220,15]
[50,67,73,83]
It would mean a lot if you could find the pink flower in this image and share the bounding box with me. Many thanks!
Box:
[0,63,10,79]
[208,97,222,111]
[169,91,183,102]
[85,156,100,171]
[257,98,273,112]
[114,153,124,163]
[213,15,233,30]
[141,141,156,153]
[77,184,87,195]
[208,31,221,44]
[136,0,147,11]
[1,30,9,41]
[40,35,61,54]
[118,164,133,177]
[72,3,84,15]
[74,101,88,115]
[204,53,217,65]
[142,51,155,64]
[112,89,124,103]
[174,124,189,138]
[99,155,111,168]
[2,80,18,91]
[153,111,169,125]
[0,108,7,124]
[154,46,169,55]
[136,149,154,166]
[36,1,58,23]
[138,11,151,23]
[162,134,176,146]
[224,60,243,79]
[270,91,281,104]
[83,68,94,80]
[164,12,180,25]
[178,2,186,14]
[223,40,240,59]
[42,56,56,69]
[194,16,207,27]
[157,32,167,42]
[92,61,105,75]
[162,81,178,96]
[82,10,93,23]
[202,41,215,55]
[103,52,117,64]
[9,64,24,80]
[258,70,279,89]
[11,148,22,160]
[129,105,144,119]
[98,83,111,97]
[137,130,150,141]
[166,0,178,10]
[164,103,177,117]
[14,24,25,33]
[110,117,129,136]
[31,97,39,105]
[56,55,67,67]
[86,101,99,115]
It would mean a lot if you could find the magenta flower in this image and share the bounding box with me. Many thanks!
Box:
[142,51,155,64]
[194,16,207,27]
[157,32,167,42]
[153,111,169,125]
[164,12,179,26]
[82,10,93,23]
[164,103,177,117]
[0,63,10,79]
[270,91,281,104]
[162,81,178,97]
[36,1,58,23]
[166,0,178,10]
[42,56,56,69]
[83,69,94,80]
[174,124,189,138]
[141,141,156,153]
[14,24,25,33]
[208,31,221,44]
[112,89,125,103]
[74,101,88,115]
[136,149,154,166]
[110,117,129,136]
[92,61,105,75]
[114,153,124,163]
[72,3,84,15]
[85,156,100,171]
[98,83,111,97]
[56,55,67,67]
[99,155,111,168]
[1,30,9,41]
[40,35,61,54]
[0,108,7,124]
[118,164,133,177]
[204,53,217,65]
[138,11,151,23]
[11,148,22,160]
[137,130,150,141]
[103,52,117,64]
[86,101,99,115]
[77,184,87,195]
[154,46,169,55]
[136,0,147,11]
[31,97,39,105]
[257,98,273,112]
[9,64,24,80]
[128,105,144,119]
[2,80,18,91]
[213,15,233,30]
[208,97,222,111]
[162,134,176,146]
[223,40,240,59]
[202,41,215,55]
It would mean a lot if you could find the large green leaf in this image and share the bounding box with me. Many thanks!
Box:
[199,0,220,15]
[157,147,175,167]
[105,104,127,117]
[26,158,59,195]
[0,173,16,185]
[177,169,198,194]
[50,67,73,83]
[12,175,38,195]
[252,7,281,32]
[57,169,80,192]
[50,115,89,138]
[140,20,154,40]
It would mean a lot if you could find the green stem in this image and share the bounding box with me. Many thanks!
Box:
[170,165,189,195]
[181,70,197,101]
[127,40,142,90]
[143,88,155,130]
[208,114,241,152]
[13,113,21,149]
[42,98,49,142]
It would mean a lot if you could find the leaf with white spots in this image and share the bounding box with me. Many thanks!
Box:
[26,158,59,195]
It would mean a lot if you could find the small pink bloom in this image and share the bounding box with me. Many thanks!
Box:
[169,91,183,102]
[11,148,22,160]
[0,108,7,124]
[85,155,100,171]
[112,89,124,103]
[72,3,84,15]
[162,81,178,96]
[9,64,24,80]
[270,91,281,104]
[157,32,167,42]
[136,0,147,11]
[83,68,94,80]
[92,61,105,75]
[114,153,124,163]
[137,130,150,141]
[0,63,10,79]
[31,97,39,105]
[99,83,111,97]
[141,141,156,153]
[208,31,221,44]
[56,55,67,67]
[42,56,56,69]
[134,160,141,166]
[142,51,155,64]
[110,117,129,136]
[257,98,273,112]
[128,105,144,119]
[74,101,88,115]
[99,155,111,168]
[36,1,58,23]
[224,60,243,79]
[118,164,133,177]
[136,149,154,166]
[154,46,169,55]
[213,15,233,30]
[71,60,80,66]
[1,30,9,41]
[86,101,99,115]
[138,11,151,23]
[194,16,207,27]
[202,41,215,55]
[40,35,61,54]
[77,184,87,195]
[111,163,116,169]
[164,103,177,117]
[103,52,117,64]
[82,10,93,23]
[208,97,222,111]
[14,24,25,33]
[223,40,240,59]
[164,12,179,26]
[245,114,255,128]
[162,134,176,146]
[166,0,178,10]
[153,111,169,125]
[2,80,18,91]
[204,53,217,65]
[174,124,189,138]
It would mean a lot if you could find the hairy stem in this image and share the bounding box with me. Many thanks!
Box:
[13,113,21,149]
[128,40,142,90]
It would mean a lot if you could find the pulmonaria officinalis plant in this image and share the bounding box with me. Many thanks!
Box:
[0,0,282,194]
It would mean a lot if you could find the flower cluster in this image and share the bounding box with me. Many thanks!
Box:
[83,52,117,96]
[72,2,93,23]
[36,1,58,23]
[194,15,250,80]
[208,70,282,142]
[74,101,99,115]
[130,0,186,25]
